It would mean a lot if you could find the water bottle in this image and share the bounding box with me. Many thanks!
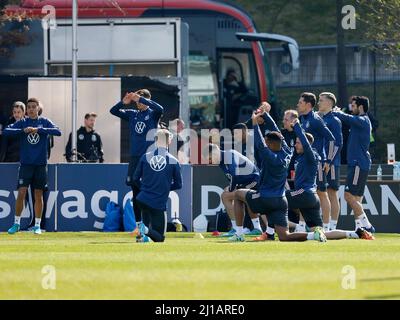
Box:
[377,165,382,181]
[394,162,400,181]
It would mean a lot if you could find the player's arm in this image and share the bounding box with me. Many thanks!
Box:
[333,110,368,129]
[97,134,104,163]
[327,118,342,164]
[170,163,183,191]
[38,119,61,136]
[65,132,73,162]
[109,93,133,121]
[314,115,335,164]
[293,121,315,162]
[2,119,24,136]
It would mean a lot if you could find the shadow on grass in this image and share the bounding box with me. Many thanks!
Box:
[365,294,400,299]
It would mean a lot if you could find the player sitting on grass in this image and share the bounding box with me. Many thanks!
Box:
[230,110,327,242]
[287,118,374,240]
[204,143,264,237]
[132,129,182,242]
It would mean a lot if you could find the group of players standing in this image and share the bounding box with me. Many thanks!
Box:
[4,88,375,243]
[209,92,375,242]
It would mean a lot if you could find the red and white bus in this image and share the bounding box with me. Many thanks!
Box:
[4,0,299,130]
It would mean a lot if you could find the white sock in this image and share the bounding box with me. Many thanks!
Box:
[35,218,41,227]
[329,220,337,230]
[354,219,362,230]
[296,221,306,232]
[15,216,21,225]
[358,213,372,228]
[266,226,275,235]
[236,226,244,236]
[251,217,262,231]
[323,223,330,232]
[231,219,237,230]
[346,231,359,239]
[306,232,314,240]
[143,225,149,235]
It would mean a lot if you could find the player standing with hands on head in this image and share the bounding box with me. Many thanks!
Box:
[4,98,61,235]
[110,89,164,228]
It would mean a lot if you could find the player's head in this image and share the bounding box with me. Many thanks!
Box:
[84,112,97,130]
[26,98,40,119]
[295,132,314,154]
[170,118,185,134]
[352,96,369,115]
[203,143,220,164]
[135,89,151,111]
[318,92,337,113]
[155,129,173,148]
[265,131,283,152]
[297,92,316,115]
[283,109,298,130]
[233,123,248,144]
[12,101,25,121]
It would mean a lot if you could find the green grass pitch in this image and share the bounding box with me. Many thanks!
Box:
[1,232,400,300]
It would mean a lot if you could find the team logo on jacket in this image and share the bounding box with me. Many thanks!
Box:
[135,122,146,134]
[305,121,310,129]
[78,134,84,140]
[145,115,150,121]
[91,134,97,142]
[150,155,167,172]
[27,133,40,145]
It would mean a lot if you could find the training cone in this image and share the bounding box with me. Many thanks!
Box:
[194,233,204,239]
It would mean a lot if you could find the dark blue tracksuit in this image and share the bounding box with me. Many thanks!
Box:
[319,111,343,191]
[286,123,323,228]
[110,96,164,221]
[3,117,61,190]
[133,147,182,242]
[219,149,259,192]
[333,111,371,196]
[245,114,292,228]
[300,111,339,193]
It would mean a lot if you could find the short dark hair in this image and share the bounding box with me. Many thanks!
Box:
[85,112,97,119]
[301,92,316,108]
[305,132,314,145]
[355,96,369,112]
[26,97,40,106]
[136,89,151,99]
[233,123,247,131]
[266,131,283,143]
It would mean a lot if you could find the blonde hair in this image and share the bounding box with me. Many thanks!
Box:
[319,92,337,106]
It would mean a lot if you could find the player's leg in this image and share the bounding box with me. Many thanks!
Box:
[30,165,48,234]
[327,165,340,230]
[8,165,33,234]
[145,210,167,243]
[221,190,237,235]
[229,189,251,240]
[317,162,330,231]
[345,166,374,232]
[126,156,142,223]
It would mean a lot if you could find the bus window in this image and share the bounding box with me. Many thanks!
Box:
[219,50,259,128]
[188,55,218,131]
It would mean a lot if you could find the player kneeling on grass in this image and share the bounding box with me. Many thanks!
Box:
[287,118,373,240]
[4,98,61,235]
[204,143,265,237]
[231,111,326,242]
[132,129,182,242]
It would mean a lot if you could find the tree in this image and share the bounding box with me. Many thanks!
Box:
[356,0,400,65]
